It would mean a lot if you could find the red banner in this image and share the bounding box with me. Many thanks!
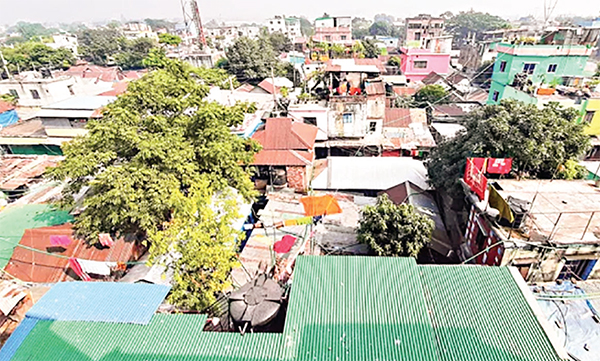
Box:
[487,158,513,174]
[464,158,488,200]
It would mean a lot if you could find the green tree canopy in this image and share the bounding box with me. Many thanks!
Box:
[225,36,279,83]
[78,29,156,69]
[7,22,56,41]
[268,31,293,54]
[144,18,176,31]
[369,21,392,36]
[114,37,156,70]
[362,38,380,59]
[48,59,260,245]
[299,17,314,37]
[427,100,591,197]
[358,194,434,257]
[413,84,448,107]
[1,42,75,73]
[446,11,510,43]
[158,33,182,46]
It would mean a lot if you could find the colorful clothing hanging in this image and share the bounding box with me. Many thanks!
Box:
[273,235,296,254]
[50,235,72,247]
[68,258,91,281]
[98,233,115,247]
[300,195,342,217]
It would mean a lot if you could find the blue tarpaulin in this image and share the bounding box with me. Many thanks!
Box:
[0,109,19,128]
[26,282,170,324]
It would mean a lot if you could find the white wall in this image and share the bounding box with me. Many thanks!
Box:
[0,77,76,107]
[288,105,328,140]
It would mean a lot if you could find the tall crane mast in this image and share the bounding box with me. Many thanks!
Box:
[180,0,207,47]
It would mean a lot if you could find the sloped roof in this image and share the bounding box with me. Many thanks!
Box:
[0,120,46,138]
[4,256,566,361]
[252,149,312,166]
[393,86,417,97]
[252,118,318,151]
[432,104,466,117]
[99,81,129,96]
[0,155,63,191]
[384,108,412,128]
[256,79,277,95]
[5,224,139,283]
[421,71,445,85]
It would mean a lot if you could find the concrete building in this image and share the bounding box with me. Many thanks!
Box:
[405,14,445,48]
[487,42,594,105]
[122,22,158,41]
[398,48,451,82]
[266,16,302,40]
[47,33,79,56]
[204,24,261,49]
[0,72,77,108]
[313,15,352,45]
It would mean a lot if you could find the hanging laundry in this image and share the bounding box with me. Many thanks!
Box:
[68,258,91,281]
[49,235,72,247]
[283,216,313,227]
[300,195,342,217]
[77,259,116,276]
[488,186,514,223]
[487,158,513,174]
[98,233,115,247]
[273,235,296,254]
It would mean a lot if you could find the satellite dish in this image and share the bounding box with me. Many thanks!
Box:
[229,274,282,327]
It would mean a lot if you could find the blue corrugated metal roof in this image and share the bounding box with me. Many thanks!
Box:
[0,109,19,128]
[0,317,37,361]
[26,282,170,324]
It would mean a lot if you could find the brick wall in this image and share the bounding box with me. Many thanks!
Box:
[286,166,307,193]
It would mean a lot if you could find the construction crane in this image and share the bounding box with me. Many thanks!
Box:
[180,0,207,47]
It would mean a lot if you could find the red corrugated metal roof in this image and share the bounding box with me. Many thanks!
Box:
[99,82,129,96]
[5,224,140,283]
[252,149,312,166]
[252,118,318,151]
[256,79,278,95]
[236,84,255,93]
[0,100,15,114]
[393,87,417,97]
[365,82,386,95]
[0,155,63,191]
[383,108,412,128]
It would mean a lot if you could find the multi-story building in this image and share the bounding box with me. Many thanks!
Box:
[266,16,302,40]
[47,33,79,57]
[398,48,451,82]
[313,15,352,45]
[122,22,158,41]
[487,42,594,105]
[405,14,445,48]
[204,24,261,49]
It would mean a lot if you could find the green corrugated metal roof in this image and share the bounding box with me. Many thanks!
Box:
[7,257,565,361]
[419,265,563,361]
[282,256,439,361]
[11,314,283,361]
[0,204,73,269]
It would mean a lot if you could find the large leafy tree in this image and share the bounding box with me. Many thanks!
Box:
[358,194,434,257]
[48,59,260,245]
[226,36,279,83]
[114,37,156,70]
[77,28,122,65]
[158,33,182,46]
[362,39,380,59]
[1,42,75,73]
[446,11,510,44]
[427,100,591,197]
[414,84,448,107]
[369,21,392,36]
[7,21,56,41]
[268,32,293,54]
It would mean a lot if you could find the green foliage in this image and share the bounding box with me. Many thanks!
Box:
[374,14,396,24]
[142,48,170,69]
[556,159,588,180]
[48,59,260,245]
[595,63,600,78]
[299,17,314,37]
[148,181,241,310]
[362,39,379,59]
[268,32,293,54]
[0,93,18,105]
[388,56,401,67]
[446,11,510,43]
[144,19,176,31]
[352,18,372,40]
[78,29,156,69]
[358,194,434,257]
[7,22,56,41]
[414,84,448,107]
[427,100,591,197]
[225,36,279,83]
[369,21,392,36]
[1,42,75,73]
[330,43,346,58]
[158,33,182,46]
[473,60,494,87]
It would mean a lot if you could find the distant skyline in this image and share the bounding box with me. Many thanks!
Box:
[1,0,599,26]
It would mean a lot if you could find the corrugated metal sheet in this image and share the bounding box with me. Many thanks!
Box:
[0,281,28,316]
[419,265,563,361]
[11,314,283,361]
[282,256,439,361]
[26,282,170,324]
[0,317,37,361]
[0,155,63,191]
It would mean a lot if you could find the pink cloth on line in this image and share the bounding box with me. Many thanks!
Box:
[98,233,114,247]
[273,235,296,254]
[68,258,91,281]
[50,235,72,246]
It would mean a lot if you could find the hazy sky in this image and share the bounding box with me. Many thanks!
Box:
[0,0,598,25]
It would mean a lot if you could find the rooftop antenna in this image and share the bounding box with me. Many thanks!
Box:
[543,0,559,26]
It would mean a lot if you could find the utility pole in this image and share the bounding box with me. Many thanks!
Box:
[0,50,10,79]
[270,66,278,115]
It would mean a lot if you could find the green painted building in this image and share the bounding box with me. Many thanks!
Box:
[487,43,593,105]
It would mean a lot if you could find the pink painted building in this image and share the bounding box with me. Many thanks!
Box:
[399,48,450,82]
[313,16,352,45]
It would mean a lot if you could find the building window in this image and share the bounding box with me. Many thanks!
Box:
[499,61,507,72]
[547,64,558,73]
[369,121,377,133]
[558,259,598,280]
[523,63,536,75]
[30,89,40,99]
[342,113,353,124]
[325,35,331,41]
[414,32,421,41]
[414,60,427,69]
[303,117,317,126]
[492,91,500,102]
[584,111,595,124]
[8,89,19,99]
[341,35,347,40]
[67,85,75,96]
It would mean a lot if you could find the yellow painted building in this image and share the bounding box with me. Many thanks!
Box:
[584,99,600,136]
